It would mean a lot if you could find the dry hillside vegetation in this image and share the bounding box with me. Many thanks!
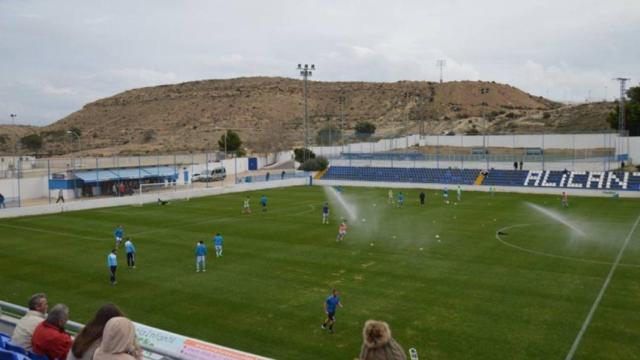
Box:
[0,77,614,156]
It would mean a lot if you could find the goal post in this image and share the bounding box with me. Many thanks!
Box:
[138,182,193,206]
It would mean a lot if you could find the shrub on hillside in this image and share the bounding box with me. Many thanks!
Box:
[299,156,328,171]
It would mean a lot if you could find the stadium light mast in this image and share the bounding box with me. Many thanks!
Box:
[614,78,629,136]
[436,59,446,83]
[480,87,490,169]
[339,93,346,151]
[297,64,315,162]
[67,130,81,199]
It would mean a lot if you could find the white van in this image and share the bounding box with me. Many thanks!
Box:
[193,167,226,182]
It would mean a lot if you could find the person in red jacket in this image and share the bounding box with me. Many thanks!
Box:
[31,304,72,360]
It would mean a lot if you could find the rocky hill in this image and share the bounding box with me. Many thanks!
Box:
[0,77,615,156]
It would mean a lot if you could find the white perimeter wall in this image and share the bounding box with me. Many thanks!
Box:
[0,178,309,219]
[315,179,640,198]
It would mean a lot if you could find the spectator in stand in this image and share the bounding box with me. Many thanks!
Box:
[119,183,126,197]
[93,317,142,360]
[513,161,518,170]
[112,183,118,196]
[11,293,48,351]
[0,192,5,208]
[519,160,523,170]
[67,303,124,360]
[31,304,73,360]
[56,189,65,203]
[358,320,406,360]
[265,172,270,181]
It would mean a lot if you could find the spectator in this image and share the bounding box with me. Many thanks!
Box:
[93,317,142,360]
[119,183,125,197]
[56,189,65,203]
[0,192,5,208]
[31,304,72,360]
[513,161,518,170]
[67,303,124,360]
[519,160,523,170]
[358,320,406,360]
[281,170,286,180]
[11,293,48,350]
[265,172,270,181]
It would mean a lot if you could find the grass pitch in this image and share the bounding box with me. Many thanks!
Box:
[1,186,639,359]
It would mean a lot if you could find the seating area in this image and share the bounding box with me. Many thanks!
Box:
[322,166,479,184]
[0,333,44,360]
[482,170,530,187]
[321,166,640,191]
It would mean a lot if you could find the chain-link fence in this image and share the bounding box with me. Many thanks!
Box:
[318,132,634,173]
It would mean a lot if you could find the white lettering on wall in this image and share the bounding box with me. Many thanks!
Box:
[524,171,543,186]
[567,171,585,188]
[586,172,605,189]
[541,171,557,187]
[606,172,628,189]
[559,173,567,187]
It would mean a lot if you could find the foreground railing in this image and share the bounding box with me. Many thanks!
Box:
[0,300,270,360]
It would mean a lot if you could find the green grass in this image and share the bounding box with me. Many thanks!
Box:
[1,186,640,359]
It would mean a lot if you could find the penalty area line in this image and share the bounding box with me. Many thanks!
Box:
[564,212,640,360]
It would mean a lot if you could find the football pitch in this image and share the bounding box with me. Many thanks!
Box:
[1,186,639,359]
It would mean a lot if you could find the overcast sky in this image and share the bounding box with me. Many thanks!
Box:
[1,0,639,126]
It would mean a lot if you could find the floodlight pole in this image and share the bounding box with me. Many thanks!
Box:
[480,87,490,169]
[297,64,315,162]
[614,77,630,160]
[436,59,446,83]
[10,113,21,207]
[339,93,346,155]
[67,131,81,198]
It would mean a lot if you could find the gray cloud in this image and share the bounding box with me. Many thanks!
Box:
[0,0,638,125]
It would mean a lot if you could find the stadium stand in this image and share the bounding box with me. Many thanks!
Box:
[322,166,478,184]
[482,169,529,187]
[321,166,640,191]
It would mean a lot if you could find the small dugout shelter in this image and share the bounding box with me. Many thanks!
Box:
[49,166,179,198]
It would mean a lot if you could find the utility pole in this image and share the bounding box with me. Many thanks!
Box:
[614,78,630,136]
[436,59,446,84]
[339,93,346,154]
[614,77,630,162]
[297,64,315,162]
[480,87,490,169]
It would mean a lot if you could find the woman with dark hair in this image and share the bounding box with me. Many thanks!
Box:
[67,303,124,360]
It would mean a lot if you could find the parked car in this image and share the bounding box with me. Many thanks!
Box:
[193,167,226,182]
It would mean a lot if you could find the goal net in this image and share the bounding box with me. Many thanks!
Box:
[138,182,192,206]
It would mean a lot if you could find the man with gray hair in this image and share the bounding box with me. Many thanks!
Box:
[31,304,72,360]
[10,293,48,350]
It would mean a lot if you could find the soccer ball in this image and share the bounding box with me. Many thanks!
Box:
[373,203,377,207]
[435,234,440,238]
[419,247,424,251]
[370,243,374,246]
[362,218,366,222]
[446,201,450,204]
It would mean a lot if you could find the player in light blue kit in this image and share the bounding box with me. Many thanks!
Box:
[397,192,405,208]
[114,225,124,248]
[260,195,268,212]
[214,233,223,258]
[321,289,343,333]
[195,241,207,272]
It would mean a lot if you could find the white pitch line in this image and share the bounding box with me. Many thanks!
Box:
[564,213,640,360]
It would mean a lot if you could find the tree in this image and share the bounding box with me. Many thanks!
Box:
[355,121,376,138]
[609,86,640,136]
[218,130,244,155]
[299,156,328,171]
[294,148,315,163]
[68,127,82,137]
[316,126,342,145]
[20,134,43,153]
